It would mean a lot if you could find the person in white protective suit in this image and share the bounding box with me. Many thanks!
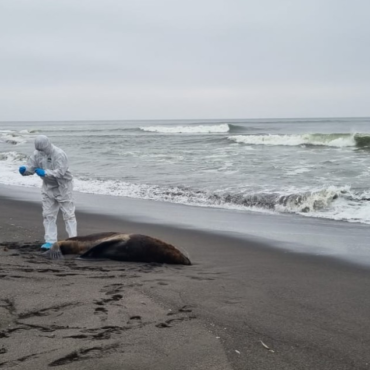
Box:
[19,135,77,249]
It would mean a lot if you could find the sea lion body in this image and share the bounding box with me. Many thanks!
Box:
[45,232,191,265]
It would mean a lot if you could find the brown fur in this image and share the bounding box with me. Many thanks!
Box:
[46,232,191,265]
[56,232,125,255]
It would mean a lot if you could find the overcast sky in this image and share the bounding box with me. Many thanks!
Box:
[0,0,369,121]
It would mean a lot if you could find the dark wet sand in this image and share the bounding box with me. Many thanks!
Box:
[1,196,370,370]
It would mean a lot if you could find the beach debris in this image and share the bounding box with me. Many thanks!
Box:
[235,350,240,354]
[3,247,8,252]
[260,340,275,353]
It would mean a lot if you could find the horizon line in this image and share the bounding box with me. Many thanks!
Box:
[1,116,369,124]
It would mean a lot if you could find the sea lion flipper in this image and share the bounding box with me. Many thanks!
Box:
[51,249,64,260]
[43,249,64,260]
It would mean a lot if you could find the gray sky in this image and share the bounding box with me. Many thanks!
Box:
[1,0,369,121]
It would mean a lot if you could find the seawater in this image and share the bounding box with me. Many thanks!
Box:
[0,117,369,224]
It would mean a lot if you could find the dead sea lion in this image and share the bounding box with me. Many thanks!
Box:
[43,232,191,265]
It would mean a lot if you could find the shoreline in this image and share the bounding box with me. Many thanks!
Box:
[1,183,370,267]
[1,195,370,368]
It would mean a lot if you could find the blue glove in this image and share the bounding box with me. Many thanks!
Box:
[19,166,26,175]
[35,168,46,177]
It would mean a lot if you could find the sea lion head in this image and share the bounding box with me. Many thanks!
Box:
[180,255,191,265]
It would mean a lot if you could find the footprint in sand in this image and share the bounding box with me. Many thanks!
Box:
[94,307,108,314]
[101,283,124,296]
[48,344,119,367]
[127,315,142,324]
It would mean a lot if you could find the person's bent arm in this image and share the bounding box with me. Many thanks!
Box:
[20,153,38,176]
[44,153,69,179]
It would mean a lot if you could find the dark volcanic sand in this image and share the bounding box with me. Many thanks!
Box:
[1,196,370,370]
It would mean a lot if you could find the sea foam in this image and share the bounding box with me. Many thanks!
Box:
[227,133,363,148]
[140,123,230,134]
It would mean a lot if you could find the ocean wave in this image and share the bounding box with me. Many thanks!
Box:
[0,151,41,188]
[0,133,28,145]
[0,151,28,162]
[70,179,366,224]
[228,133,370,148]
[140,123,230,134]
[0,129,37,145]
[19,129,40,134]
[1,151,369,224]
[227,124,263,133]
[72,182,370,224]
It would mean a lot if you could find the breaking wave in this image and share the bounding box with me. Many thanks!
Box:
[72,181,370,224]
[228,133,370,148]
[0,133,27,145]
[140,123,230,134]
[1,146,369,225]
[0,130,35,145]
[0,151,28,162]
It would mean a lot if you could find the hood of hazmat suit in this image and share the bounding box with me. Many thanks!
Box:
[35,135,53,156]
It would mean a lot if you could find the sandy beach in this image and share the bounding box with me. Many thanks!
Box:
[1,194,370,370]
[2,0,370,368]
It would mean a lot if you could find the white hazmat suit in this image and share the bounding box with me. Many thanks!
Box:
[21,135,77,245]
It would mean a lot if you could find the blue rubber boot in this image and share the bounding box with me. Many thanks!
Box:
[41,242,53,250]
